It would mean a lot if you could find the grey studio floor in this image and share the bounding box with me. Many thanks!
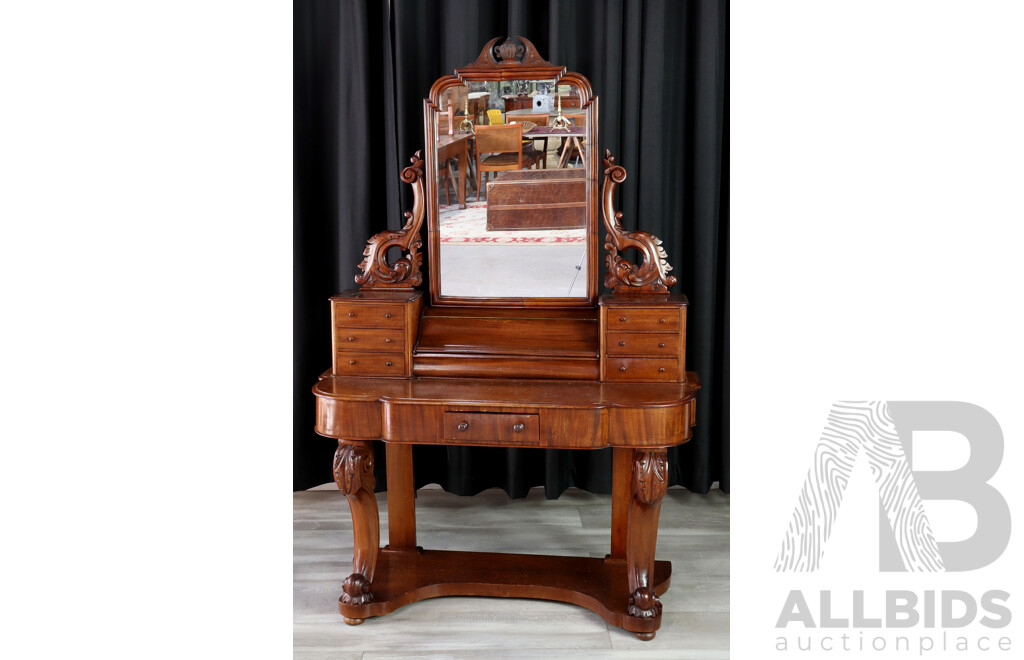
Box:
[294,483,730,659]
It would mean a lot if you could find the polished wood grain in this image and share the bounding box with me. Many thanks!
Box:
[315,375,697,450]
[383,402,605,449]
[333,441,379,624]
[627,449,669,636]
[601,151,677,293]
[610,446,632,560]
[310,36,701,641]
[384,443,416,551]
[334,327,406,354]
[337,548,671,636]
[356,152,425,290]
[443,410,540,444]
[606,332,678,356]
[604,357,680,382]
[331,290,423,378]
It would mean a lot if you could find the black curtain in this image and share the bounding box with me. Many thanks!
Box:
[294,0,729,495]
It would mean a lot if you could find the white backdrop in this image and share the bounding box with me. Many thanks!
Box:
[733,1,1024,657]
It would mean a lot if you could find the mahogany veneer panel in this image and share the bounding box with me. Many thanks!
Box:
[314,375,697,448]
[338,549,671,636]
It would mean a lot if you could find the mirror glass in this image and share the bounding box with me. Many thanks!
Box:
[434,79,589,298]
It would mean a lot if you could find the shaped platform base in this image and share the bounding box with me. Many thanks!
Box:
[338,548,672,637]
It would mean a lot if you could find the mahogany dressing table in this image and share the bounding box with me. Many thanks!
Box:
[312,37,699,640]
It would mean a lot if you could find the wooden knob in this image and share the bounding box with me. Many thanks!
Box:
[347,337,355,341]
[658,343,665,348]
[384,313,392,319]
[384,338,392,343]
[457,422,469,432]
[349,360,356,365]
[348,312,355,317]
[619,317,627,322]
[385,361,393,367]
[659,318,666,323]
[619,366,626,372]
[659,367,666,373]
[618,341,626,346]
[513,423,525,433]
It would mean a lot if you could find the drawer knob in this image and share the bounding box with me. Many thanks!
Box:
[619,316,627,322]
[457,422,469,432]
[619,366,626,372]
[349,360,356,365]
[384,313,392,319]
[618,341,626,346]
[658,343,666,348]
[348,312,355,317]
[384,338,393,343]
[513,423,525,433]
[385,361,393,367]
[347,336,355,342]
[659,367,666,373]
[659,318,666,323]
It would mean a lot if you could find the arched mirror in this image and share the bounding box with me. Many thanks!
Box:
[424,37,599,306]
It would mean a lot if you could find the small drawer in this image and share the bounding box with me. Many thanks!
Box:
[606,332,677,357]
[334,303,405,328]
[335,327,405,354]
[606,308,679,332]
[334,353,406,377]
[443,411,540,445]
[604,357,679,382]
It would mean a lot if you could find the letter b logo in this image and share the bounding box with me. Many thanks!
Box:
[774,401,1010,572]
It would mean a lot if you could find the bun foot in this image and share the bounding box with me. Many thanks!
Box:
[635,631,656,641]
[343,617,365,626]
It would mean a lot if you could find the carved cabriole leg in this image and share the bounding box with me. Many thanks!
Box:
[333,441,379,624]
[626,449,668,639]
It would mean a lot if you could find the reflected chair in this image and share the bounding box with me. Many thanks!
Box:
[486,109,504,125]
[474,124,541,201]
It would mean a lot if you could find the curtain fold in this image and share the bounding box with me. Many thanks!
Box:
[294,0,729,495]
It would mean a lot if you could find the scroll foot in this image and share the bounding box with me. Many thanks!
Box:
[627,586,663,619]
[341,572,373,606]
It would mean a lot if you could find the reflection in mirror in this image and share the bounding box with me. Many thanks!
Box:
[435,80,588,298]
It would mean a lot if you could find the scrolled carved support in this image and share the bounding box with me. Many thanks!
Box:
[633,448,669,505]
[333,441,380,607]
[626,449,668,621]
[333,442,375,494]
[355,152,425,290]
[602,150,678,293]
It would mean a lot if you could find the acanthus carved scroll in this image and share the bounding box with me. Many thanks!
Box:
[341,573,372,606]
[355,152,424,290]
[628,586,663,619]
[602,150,678,293]
[333,442,375,495]
[632,449,668,505]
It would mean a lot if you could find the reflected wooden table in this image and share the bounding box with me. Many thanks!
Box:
[525,125,586,168]
[436,132,472,208]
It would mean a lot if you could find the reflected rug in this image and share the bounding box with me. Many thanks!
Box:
[439,201,586,245]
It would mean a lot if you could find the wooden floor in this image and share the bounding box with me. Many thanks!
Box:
[294,485,729,659]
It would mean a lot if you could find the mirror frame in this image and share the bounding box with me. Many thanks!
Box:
[424,36,599,307]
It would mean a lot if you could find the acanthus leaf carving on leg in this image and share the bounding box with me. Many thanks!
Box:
[602,150,678,293]
[633,449,668,505]
[333,442,375,495]
[627,449,668,621]
[355,151,425,290]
